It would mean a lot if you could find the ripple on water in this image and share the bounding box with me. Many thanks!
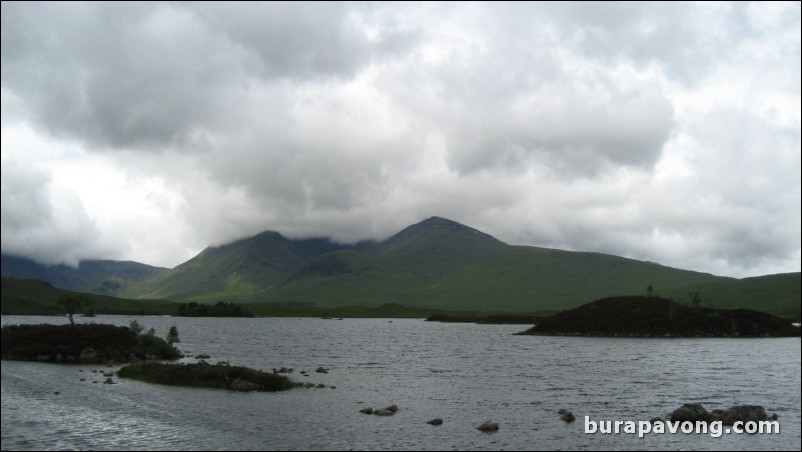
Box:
[1,316,800,451]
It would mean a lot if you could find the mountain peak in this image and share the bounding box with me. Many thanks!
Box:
[371,216,503,256]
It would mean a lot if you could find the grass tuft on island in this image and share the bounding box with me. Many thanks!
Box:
[516,296,802,337]
[117,362,295,392]
[0,323,182,363]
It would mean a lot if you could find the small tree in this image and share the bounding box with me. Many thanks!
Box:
[646,284,654,297]
[129,320,144,335]
[688,291,702,309]
[57,293,91,325]
[166,326,180,346]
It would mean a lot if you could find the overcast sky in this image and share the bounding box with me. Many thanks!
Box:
[1,2,800,278]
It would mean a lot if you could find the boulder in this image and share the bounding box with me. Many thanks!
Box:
[477,421,499,432]
[315,367,328,374]
[230,378,261,391]
[374,409,394,416]
[721,405,767,425]
[670,403,711,423]
[103,377,115,384]
[559,410,576,423]
[383,404,399,413]
[427,418,443,426]
[359,407,374,415]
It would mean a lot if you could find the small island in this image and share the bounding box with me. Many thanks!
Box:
[117,362,295,392]
[516,296,801,337]
[0,323,182,363]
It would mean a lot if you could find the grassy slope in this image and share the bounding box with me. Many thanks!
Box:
[123,231,310,302]
[663,272,801,320]
[1,277,177,315]
[1,254,169,297]
[7,217,796,320]
[261,222,732,312]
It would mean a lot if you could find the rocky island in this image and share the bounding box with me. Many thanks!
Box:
[117,362,296,392]
[516,296,801,337]
[0,323,182,363]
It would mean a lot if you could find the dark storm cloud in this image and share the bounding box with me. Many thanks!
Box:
[0,2,415,151]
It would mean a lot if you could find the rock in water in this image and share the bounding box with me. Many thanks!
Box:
[559,409,576,423]
[722,405,767,425]
[427,418,443,426]
[670,403,711,423]
[477,421,499,432]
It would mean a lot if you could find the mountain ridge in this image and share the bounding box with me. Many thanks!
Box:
[2,216,799,317]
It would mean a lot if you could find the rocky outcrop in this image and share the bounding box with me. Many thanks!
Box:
[719,405,768,425]
[669,403,773,425]
[477,421,499,432]
[670,403,711,423]
[229,378,261,391]
[80,348,98,364]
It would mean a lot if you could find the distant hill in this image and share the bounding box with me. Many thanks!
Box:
[516,296,801,337]
[3,216,799,319]
[0,277,176,315]
[1,254,168,297]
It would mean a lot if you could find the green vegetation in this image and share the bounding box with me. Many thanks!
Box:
[117,362,295,392]
[2,217,799,320]
[176,301,254,317]
[1,323,182,362]
[166,326,180,346]
[1,277,178,316]
[517,296,801,337]
[57,293,93,324]
[1,254,168,297]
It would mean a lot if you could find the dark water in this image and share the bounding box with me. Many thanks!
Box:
[2,315,800,450]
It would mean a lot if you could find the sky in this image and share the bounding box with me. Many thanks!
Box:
[1,2,800,278]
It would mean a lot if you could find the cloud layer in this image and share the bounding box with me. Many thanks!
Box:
[2,2,799,277]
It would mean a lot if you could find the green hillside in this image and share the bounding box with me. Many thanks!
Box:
[122,231,312,302]
[3,217,798,319]
[0,254,168,297]
[1,277,176,316]
[662,272,801,320]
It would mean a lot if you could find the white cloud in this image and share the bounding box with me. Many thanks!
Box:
[0,2,799,277]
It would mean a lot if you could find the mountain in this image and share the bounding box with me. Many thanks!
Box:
[121,231,357,302]
[272,217,733,312]
[4,217,799,318]
[0,254,168,297]
[0,277,176,315]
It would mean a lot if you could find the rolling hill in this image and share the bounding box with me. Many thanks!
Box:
[0,255,168,297]
[0,277,176,315]
[3,216,799,318]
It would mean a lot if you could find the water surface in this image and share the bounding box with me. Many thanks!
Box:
[2,315,799,450]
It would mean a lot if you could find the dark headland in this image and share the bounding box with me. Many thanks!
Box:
[516,296,801,337]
